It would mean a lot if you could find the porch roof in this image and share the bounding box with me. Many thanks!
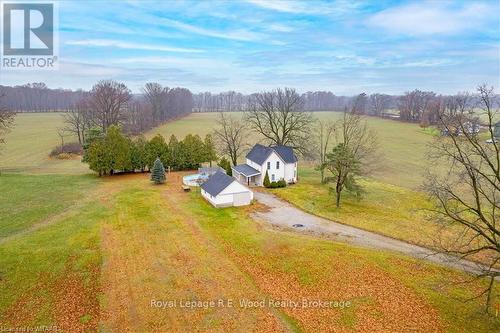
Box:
[232,164,261,177]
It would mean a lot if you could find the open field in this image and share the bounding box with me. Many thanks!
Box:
[0,112,87,174]
[0,172,498,332]
[149,112,436,189]
[3,112,436,188]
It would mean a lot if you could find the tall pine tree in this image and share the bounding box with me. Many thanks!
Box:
[151,157,166,184]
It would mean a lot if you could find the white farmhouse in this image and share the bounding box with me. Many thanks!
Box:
[200,171,253,208]
[232,144,298,186]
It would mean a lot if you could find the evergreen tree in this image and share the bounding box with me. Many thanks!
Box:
[217,157,232,176]
[106,125,132,173]
[131,136,148,172]
[151,157,166,184]
[82,126,104,163]
[168,134,180,170]
[323,143,362,208]
[263,170,271,187]
[203,134,217,167]
[146,134,168,169]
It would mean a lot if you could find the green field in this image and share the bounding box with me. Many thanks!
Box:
[1,112,499,331]
[2,112,435,188]
[0,112,87,174]
[149,112,436,189]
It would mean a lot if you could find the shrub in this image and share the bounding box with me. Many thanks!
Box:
[50,142,83,157]
[277,179,287,187]
[263,171,271,187]
[268,180,286,188]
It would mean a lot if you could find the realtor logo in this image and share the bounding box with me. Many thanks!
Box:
[1,1,58,69]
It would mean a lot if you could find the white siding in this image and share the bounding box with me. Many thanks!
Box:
[284,162,297,183]
[201,181,253,208]
[245,147,298,186]
[261,152,285,184]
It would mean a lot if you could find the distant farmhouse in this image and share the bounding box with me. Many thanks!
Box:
[200,171,253,208]
[232,144,298,187]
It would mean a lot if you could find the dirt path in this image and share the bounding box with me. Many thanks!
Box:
[253,192,490,276]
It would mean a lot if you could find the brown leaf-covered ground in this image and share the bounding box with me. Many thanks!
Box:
[2,172,498,332]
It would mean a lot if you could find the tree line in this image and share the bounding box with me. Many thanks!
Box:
[0,83,86,112]
[83,125,216,176]
[62,80,193,144]
[193,90,398,114]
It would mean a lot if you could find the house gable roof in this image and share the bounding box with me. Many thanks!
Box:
[272,145,298,163]
[246,144,273,165]
[201,171,234,197]
[246,144,297,165]
[232,164,261,177]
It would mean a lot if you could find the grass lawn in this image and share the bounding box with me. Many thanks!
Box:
[0,173,98,238]
[1,173,498,332]
[0,112,87,174]
[268,167,495,263]
[3,112,437,189]
[148,111,437,189]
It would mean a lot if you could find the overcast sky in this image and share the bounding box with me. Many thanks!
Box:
[0,0,499,94]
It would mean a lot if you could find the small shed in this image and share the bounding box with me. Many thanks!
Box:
[200,171,253,208]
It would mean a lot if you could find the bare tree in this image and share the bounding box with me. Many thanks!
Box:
[398,90,435,122]
[315,119,337,183]
[246,88,314,155]
[369,93,390,116]
[0,94,15,145]
[425,84,499,313]
[351,93,368,114]
[88,80,131,133]
[63,98,91,144]
[322,109,378,207]
[213,112,248,166]
[143,82,166,123]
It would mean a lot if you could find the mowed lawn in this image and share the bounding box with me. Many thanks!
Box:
[149,112,436,189]
[267,167,498,264]
[0,173,498,332]
[0,112,87,174]
[2,112,436,188]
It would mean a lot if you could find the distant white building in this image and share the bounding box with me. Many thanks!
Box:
[232,144,298,186]
[200,171,253,208]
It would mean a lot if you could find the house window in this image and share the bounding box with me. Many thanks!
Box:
[267,161,271,170]
[272,174,275,181]
[276,161,280,169]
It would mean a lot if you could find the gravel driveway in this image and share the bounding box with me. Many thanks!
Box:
[253,191,490,276]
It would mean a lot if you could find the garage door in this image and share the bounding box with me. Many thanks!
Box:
[233,192,250,206]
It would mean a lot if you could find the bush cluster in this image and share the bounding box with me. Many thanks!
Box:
[268,179,287,188]
[82,125,217,176]
[263,171,286,188]
[50,142,83,157]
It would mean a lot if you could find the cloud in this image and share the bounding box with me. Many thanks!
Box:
[66,39,203,53]
[156,17,266,42]
[368,1,496,35]
[245,0,358,15]
[268,23,294,32]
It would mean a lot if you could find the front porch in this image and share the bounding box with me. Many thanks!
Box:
[232,164,261,187]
